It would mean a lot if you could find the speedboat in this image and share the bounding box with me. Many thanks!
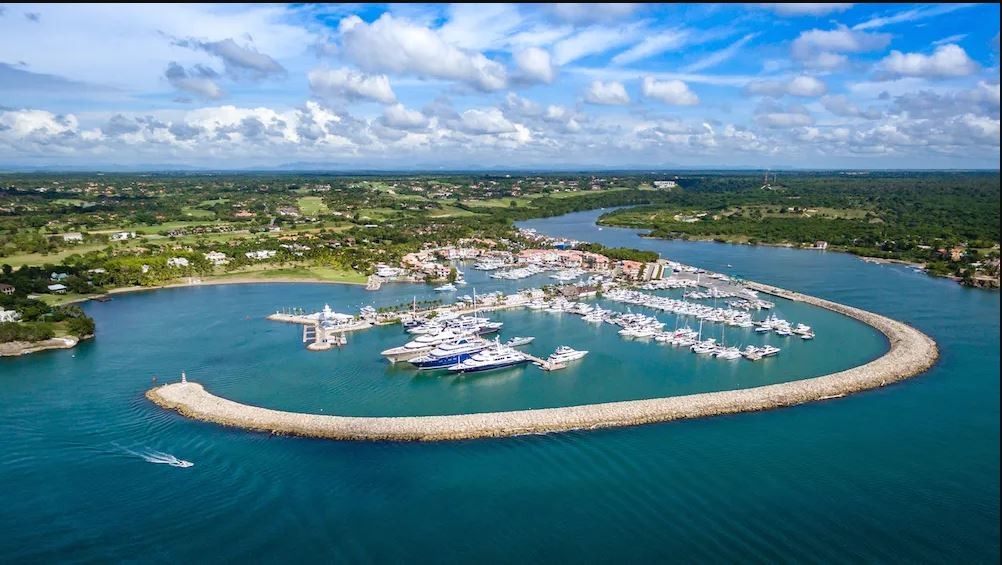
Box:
[504,336,535,347]
[448,343,528,374]
[714,347,742,360]
[434,283,457,292]
[547,346,588,364]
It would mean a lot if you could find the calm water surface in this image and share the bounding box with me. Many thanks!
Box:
[1,208,998,562]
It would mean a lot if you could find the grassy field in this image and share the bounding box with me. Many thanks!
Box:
[428,206,478,217]
[297,196,328,215]
[181,206,216,219]
[3,244,111,268]
[461,197,535,208]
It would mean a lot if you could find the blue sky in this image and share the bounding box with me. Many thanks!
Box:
[0,3,999,169]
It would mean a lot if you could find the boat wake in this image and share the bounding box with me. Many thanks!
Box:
[112,442,193,468]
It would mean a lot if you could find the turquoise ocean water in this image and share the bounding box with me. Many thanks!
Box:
[1,209,997,562]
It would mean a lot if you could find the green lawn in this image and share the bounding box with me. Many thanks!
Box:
[181,206,216,219]
[461,197,535,208]
[297,196,328,215]
[428,206,478,217]
[198,198,230,206]
[3,244,110,268]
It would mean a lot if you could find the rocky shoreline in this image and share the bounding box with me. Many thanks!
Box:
[146,281,938,442]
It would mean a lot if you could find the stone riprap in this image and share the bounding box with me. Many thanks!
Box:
[147,282,938,442]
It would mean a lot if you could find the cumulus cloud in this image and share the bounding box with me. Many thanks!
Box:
[456,108,518,134]
[337,14,506,91]
[641,77,699,105]
[786,75,827,96]
[308,67,396,104]
[876,44,979,80]
[173,37,285,79]
[792,25,891,69]
[164,62,223,99]
[821,95,883,119]
[584,80,630,105]
[745,75,826,97]
[513,47,557,84]
[755,101,814,128]
[380,103,428,130]
[757,4,853,17]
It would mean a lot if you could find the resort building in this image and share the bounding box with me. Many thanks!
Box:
[167,257,190,268]
[110,231,136,241]
[245,250,277,260]
[62,232,84,243]
[204,251,230,266]
[653,180,677,189]
[0,283,14,295]
[47,284,68,294]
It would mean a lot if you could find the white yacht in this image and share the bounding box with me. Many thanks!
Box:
[434,283,457,292]
[690,339,718,355]
[504,336,535,347]
[547,346,588,364]
[381,329,469,363]
[448,342,528,373]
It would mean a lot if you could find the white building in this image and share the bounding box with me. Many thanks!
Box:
[0,308,21,322]
[245,250,277,260]
[167,257,190,268]
[62,232,84,243]
[110,231,136,241]
[653,180,677,189]
[204,251,230,266]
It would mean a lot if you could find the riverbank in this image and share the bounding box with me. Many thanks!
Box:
[0,335,80,357]
[147,280,938,441]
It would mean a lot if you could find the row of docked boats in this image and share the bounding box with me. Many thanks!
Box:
[604,288,758,328]
[490,264,546,280]
[388,330,588,374]
[754,315,815,339]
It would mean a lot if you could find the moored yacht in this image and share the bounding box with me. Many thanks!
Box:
[408,336,490,370]
[448,342,528,374]
[547,346,588,364]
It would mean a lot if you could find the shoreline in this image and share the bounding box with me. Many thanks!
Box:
[58,275,369,306]
[0,336,79,357]
[146,280,939,442]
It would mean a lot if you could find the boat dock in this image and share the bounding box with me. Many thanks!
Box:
[523,352,565,371]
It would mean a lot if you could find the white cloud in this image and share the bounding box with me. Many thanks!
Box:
[584,80,630,105]
[852,4,977,31]
[876,44,979,80]
[0,108,79,137]
[786,75,827,96]
[640,77,699,105]
[821,95,883,119]
[745,75,826,97]
[553,24,640,65]
[757,4,854,17]
[611,29,690,66]
[792,25,891,69]
[337,14,507,91]
[514,47,557,84]
[380,103,428,129]
[545,4,641,25]
[308,67,396,104]
[456,108,518,134]
[682,33,758,72]
[437,3,525,51]
[933,34,968,46]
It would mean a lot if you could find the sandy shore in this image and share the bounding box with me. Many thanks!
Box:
[147,280,938,442]
[0,336,79,357]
